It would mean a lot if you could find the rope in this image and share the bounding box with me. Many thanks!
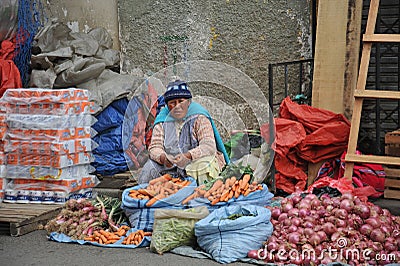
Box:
[14,0,46,87]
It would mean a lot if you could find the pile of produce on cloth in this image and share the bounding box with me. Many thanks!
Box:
[248,192,400,265]
[45,195,128,240]
[182,163,263,205]
[127,174,192,206]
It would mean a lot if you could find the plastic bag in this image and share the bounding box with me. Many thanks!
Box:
[150,206,209,254]
[195,205,273,264]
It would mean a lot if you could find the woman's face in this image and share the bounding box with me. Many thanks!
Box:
[167,98,190,120]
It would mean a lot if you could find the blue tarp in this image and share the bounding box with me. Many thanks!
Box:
[91,97,141,176]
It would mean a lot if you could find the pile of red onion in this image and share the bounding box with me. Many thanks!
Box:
[249,193,400,265]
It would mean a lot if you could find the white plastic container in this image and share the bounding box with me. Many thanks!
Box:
[16,190,30,203]
[42,191,55,204]
[54,191,67,204]
[4,189,17,203]
[30,190,43,203]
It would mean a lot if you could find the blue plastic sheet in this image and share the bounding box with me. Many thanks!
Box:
[91,97,142,175]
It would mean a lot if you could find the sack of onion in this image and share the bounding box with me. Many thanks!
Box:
[249,192,400,265]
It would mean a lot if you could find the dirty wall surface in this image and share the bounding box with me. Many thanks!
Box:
[118,0,312,98]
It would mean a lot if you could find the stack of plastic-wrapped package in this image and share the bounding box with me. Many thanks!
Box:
[0,105,6,202]
[2,88,99,204]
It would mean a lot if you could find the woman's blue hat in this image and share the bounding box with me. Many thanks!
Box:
[164,80,192,102]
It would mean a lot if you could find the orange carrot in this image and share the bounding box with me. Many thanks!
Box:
[227,190,234,200]
[100,234,107,243]
[164,187,175,195]
[234,187,241,198]
[144,232,152,236]
[138,189,156,197]
[224,179,230,190]
[182,191,198,205]
[178,180,189,187]
[116,229,126,237]
[220,190,230,202]
[211,197,220,205]
[146,196,159,207]
[120,225,130,231]
[148,174,171,185]
[204,179,223,198]
[238,179,243,189]
[240,174,251,190]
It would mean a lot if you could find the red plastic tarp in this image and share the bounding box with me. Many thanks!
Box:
[0,40,22,97]
[261,97,351,194]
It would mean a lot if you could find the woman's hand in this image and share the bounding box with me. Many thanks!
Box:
[160,153,174,168]
[173,153,192,169]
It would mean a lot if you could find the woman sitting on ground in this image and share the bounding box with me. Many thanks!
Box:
[138,79,229,185]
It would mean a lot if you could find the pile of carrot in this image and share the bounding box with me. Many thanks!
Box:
[83,225,130,244]
[83,225,152,245]
[182,174,263,205]
[122,229,152,245]
[128,174,191,207]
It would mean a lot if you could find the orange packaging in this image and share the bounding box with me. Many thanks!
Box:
[0,140,4,152]
[12,178,82,192]
[4,89,19,98]
[0,152,5,165]
[8,128,87,142]
[7,153,19,165]
[80,176,98,190]
[19,89,42,99]
[77,152,91,165]
[74,89,89,102]
[0,178,7,190]
[75,127,91,139]
[75,138,92,153]
[38,89,74,103]
[6,102,92,115]
[0,126,6,139]
[4,88,87,103]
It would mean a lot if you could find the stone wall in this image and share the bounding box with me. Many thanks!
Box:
[118,0,312,97]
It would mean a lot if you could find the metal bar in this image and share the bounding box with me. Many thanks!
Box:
[312,0,317,57]
[268,64,274,111]
[299,62,303,95]
[268,59,313,67]
[284,65,288,97]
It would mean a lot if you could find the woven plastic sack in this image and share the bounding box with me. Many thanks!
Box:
[150,206,209,254]
[121,177,197,232]
[195,205,273,264]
